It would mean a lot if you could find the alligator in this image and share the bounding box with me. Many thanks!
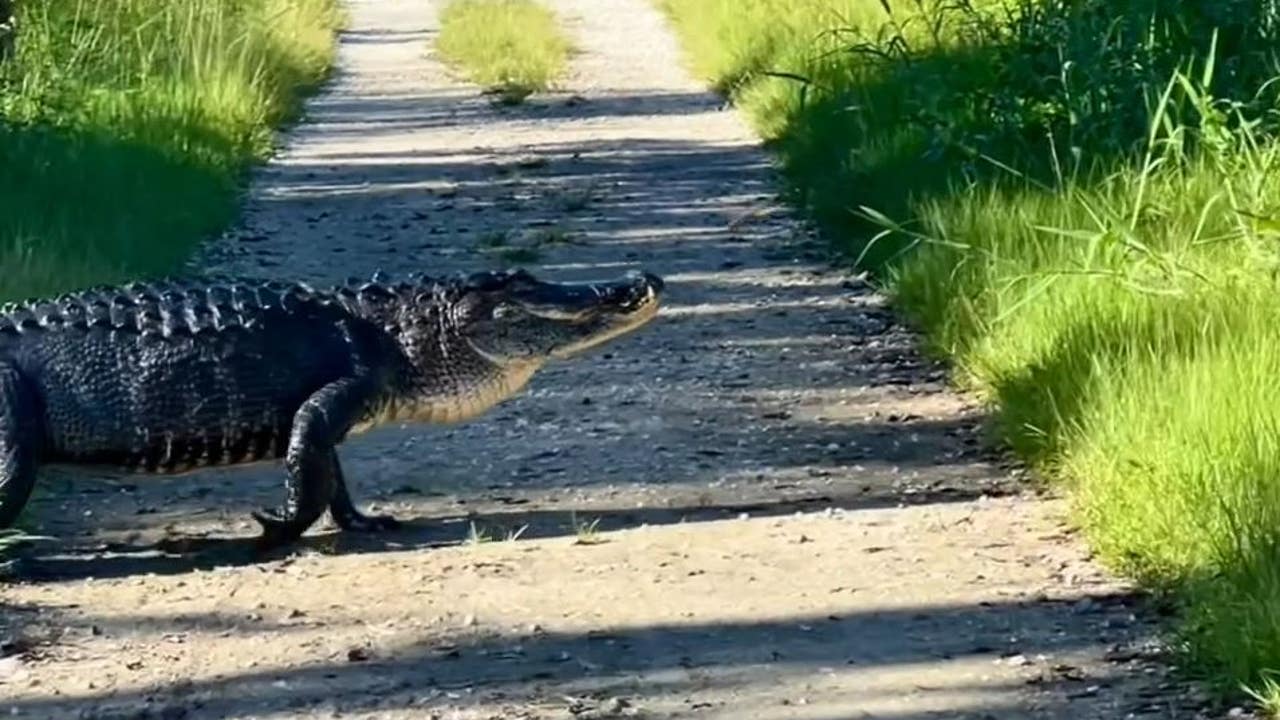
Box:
[0,267,664,550]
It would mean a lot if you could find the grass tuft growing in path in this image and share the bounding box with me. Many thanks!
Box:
[0,0,341,303]
[435,0,572,103]
[660,0,1280,709]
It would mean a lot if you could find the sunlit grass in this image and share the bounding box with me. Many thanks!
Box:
[435,0,572,103]
[0,0,342,302]
[660,0,1280,709]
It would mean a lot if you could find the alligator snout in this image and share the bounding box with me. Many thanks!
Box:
[637,271,664,293]
[607,270,664,309]
[622,267,670,293]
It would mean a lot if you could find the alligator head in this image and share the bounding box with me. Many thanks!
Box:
[456,268,664,363]
[351,267,665,425]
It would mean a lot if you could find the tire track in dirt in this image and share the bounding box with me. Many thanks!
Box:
[0,0,1218,717]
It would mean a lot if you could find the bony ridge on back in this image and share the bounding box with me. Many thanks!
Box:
[0,266,665,551]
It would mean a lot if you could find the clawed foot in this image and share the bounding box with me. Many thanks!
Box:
[252,502,400,554]
[251,508,305,552]
[333,508,402,533]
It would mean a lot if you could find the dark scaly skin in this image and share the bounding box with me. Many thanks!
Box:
[0,268,664,551]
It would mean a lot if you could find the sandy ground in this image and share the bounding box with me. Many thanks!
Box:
[0,0,1233,717]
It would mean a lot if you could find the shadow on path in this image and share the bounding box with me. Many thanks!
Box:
[13,464,1016,581]
[4,596,1162,720]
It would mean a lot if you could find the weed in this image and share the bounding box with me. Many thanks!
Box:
[570,512,604,545]
[466,521,494,545]
[478,222,579,264]
[498,246,543,264]
[465,520,528,544]
[479,229,511,247]
[531,225,578,246]
[435,0,572,101]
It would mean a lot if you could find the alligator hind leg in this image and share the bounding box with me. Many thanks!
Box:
[252,377,375,551]
[0,363,40,529]
[327,449,401,532]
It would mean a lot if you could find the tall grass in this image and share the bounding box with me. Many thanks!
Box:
[434,0,572,103]
[0,0,341,302]
[659,0,1280,707]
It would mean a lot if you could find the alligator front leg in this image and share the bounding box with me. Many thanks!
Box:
[252,377,377,551]
[0,363,39,529]
[328,449,401,532]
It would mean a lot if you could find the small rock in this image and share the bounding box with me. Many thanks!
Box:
[347,647,371,662]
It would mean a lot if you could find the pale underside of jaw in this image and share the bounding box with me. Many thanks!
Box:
[358,299,661,431]
[549,298,660,360]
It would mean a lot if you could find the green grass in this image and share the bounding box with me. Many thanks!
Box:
[435,0,571,102]
[659,0,1280,709]
[0,0,342,303]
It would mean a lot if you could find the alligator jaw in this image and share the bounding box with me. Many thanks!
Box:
[537,270,663,360]
[548,284,661,360]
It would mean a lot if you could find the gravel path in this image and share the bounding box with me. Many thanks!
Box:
[0,0,1220,717]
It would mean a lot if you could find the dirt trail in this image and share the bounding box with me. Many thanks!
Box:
[0,0,1218,717]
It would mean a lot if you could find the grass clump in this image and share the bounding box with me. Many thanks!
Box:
[0,0,341,303]
[660,0,1280,707]
[435,0,572,102]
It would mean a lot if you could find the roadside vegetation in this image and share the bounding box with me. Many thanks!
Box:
[659,0,1280,709]
[435,0,571,103]
[0,0,341,303]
